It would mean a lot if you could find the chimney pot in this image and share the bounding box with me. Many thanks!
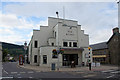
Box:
[113,27,119,34]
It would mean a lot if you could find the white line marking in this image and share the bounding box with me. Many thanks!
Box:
[29,77,33,78]
[11,72,17,74]
[18,77,22,78]
[106,75,114,78]
[17,74,20,75]
[20,72,26,74]
[4,70,8,74]
[102,70,115,73]
[0,77,13,79]
[28,71,34,73]
[111,71,120,74]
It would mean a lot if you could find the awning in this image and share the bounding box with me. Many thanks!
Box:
[92,55,106,58]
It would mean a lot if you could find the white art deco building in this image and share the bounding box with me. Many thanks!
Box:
[28,17,92,67]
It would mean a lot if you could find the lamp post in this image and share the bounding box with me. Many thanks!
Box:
[24,41,27,64]
[56,11,60,71]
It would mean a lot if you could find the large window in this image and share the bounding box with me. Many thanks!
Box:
[73,42,77,47]
[43,55,47,64]
[34,55,37,63]
[63,42,68,47]
[34,41,38,48]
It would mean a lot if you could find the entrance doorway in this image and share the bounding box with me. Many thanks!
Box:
[63,54,78,66]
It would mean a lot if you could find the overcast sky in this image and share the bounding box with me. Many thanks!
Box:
[0,0,118,45]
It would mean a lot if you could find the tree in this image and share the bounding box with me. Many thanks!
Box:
[2,49,8,62]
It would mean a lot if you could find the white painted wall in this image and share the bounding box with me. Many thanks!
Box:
[28,17,92,66]
[39,46,62,67]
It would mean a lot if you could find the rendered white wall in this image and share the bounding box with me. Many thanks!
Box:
[28,17,91,66]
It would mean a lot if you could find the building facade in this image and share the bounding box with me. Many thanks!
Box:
[90,42,109,64]
[28,17,92,67]
[107,27,120,65]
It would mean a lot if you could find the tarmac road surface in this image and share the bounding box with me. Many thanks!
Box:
[1,62,119,80]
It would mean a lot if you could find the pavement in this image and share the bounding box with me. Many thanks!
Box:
[19,63,118,72]
[0,62,2,80]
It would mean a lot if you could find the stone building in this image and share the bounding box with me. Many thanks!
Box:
[107,27,120,65]
[28,17,92,67]
[90,42,109,64]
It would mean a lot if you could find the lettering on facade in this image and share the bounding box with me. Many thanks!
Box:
[66,29,74,35]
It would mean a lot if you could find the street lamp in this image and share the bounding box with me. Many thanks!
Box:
[24,41,27,64]
[56,11,60,71]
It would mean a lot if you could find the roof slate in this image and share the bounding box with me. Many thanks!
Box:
[90,42,108,50]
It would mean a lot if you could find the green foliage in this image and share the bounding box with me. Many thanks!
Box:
[2,49,8,62]
[2,42,25,61]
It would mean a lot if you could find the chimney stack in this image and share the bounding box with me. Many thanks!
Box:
[113,27,119,34]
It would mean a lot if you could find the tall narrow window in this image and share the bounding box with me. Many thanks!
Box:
[55,32,56,38]
[63,42,67,47]
[34,55,37,63]
[52,43,54,46]
[69,42,71,47]
[34,41,38,48]
[43,55,47,64]
[73,42,77,47]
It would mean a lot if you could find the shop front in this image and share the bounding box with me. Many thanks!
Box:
[62,48,83,66]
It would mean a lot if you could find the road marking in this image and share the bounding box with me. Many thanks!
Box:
[4,70,8,74]
[111,71,120,74]
[29,77,33,78]
[106,75,114,78]
[0,77,13,79]
[11,72,18,74]
[20,72,26,74]
[83,74,96,78]
[28,71,34,73]
[18,77,22,78]
[17,74,21,75]
[36,71,41,72]
[102,70,115,73]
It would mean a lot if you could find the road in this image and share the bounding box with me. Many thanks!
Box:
[1,62,120,80]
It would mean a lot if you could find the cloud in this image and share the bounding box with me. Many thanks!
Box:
[89,28,113,44]
[1,0,115,2]
[1,2,118,45]
[0,12,49,45]
[0,13,35,29]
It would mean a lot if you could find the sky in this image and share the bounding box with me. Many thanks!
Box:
[0,0,118,45]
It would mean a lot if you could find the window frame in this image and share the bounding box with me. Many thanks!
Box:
[63,42,68,47]
[43,55,47,64]
[34,40,38,48]
[69,42,72,47]
[73,42,77,47]
[52,43,54,46]
[34,55,37,63]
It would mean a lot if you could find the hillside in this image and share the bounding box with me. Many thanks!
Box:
[2,42,25,57]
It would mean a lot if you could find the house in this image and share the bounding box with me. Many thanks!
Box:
[107,27,120,65]
[90,42,109,64]
[28,17,92,67]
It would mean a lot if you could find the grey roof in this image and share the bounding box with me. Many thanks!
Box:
[90,42,108,50]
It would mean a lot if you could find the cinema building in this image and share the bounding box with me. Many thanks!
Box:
[28,17,92,67]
